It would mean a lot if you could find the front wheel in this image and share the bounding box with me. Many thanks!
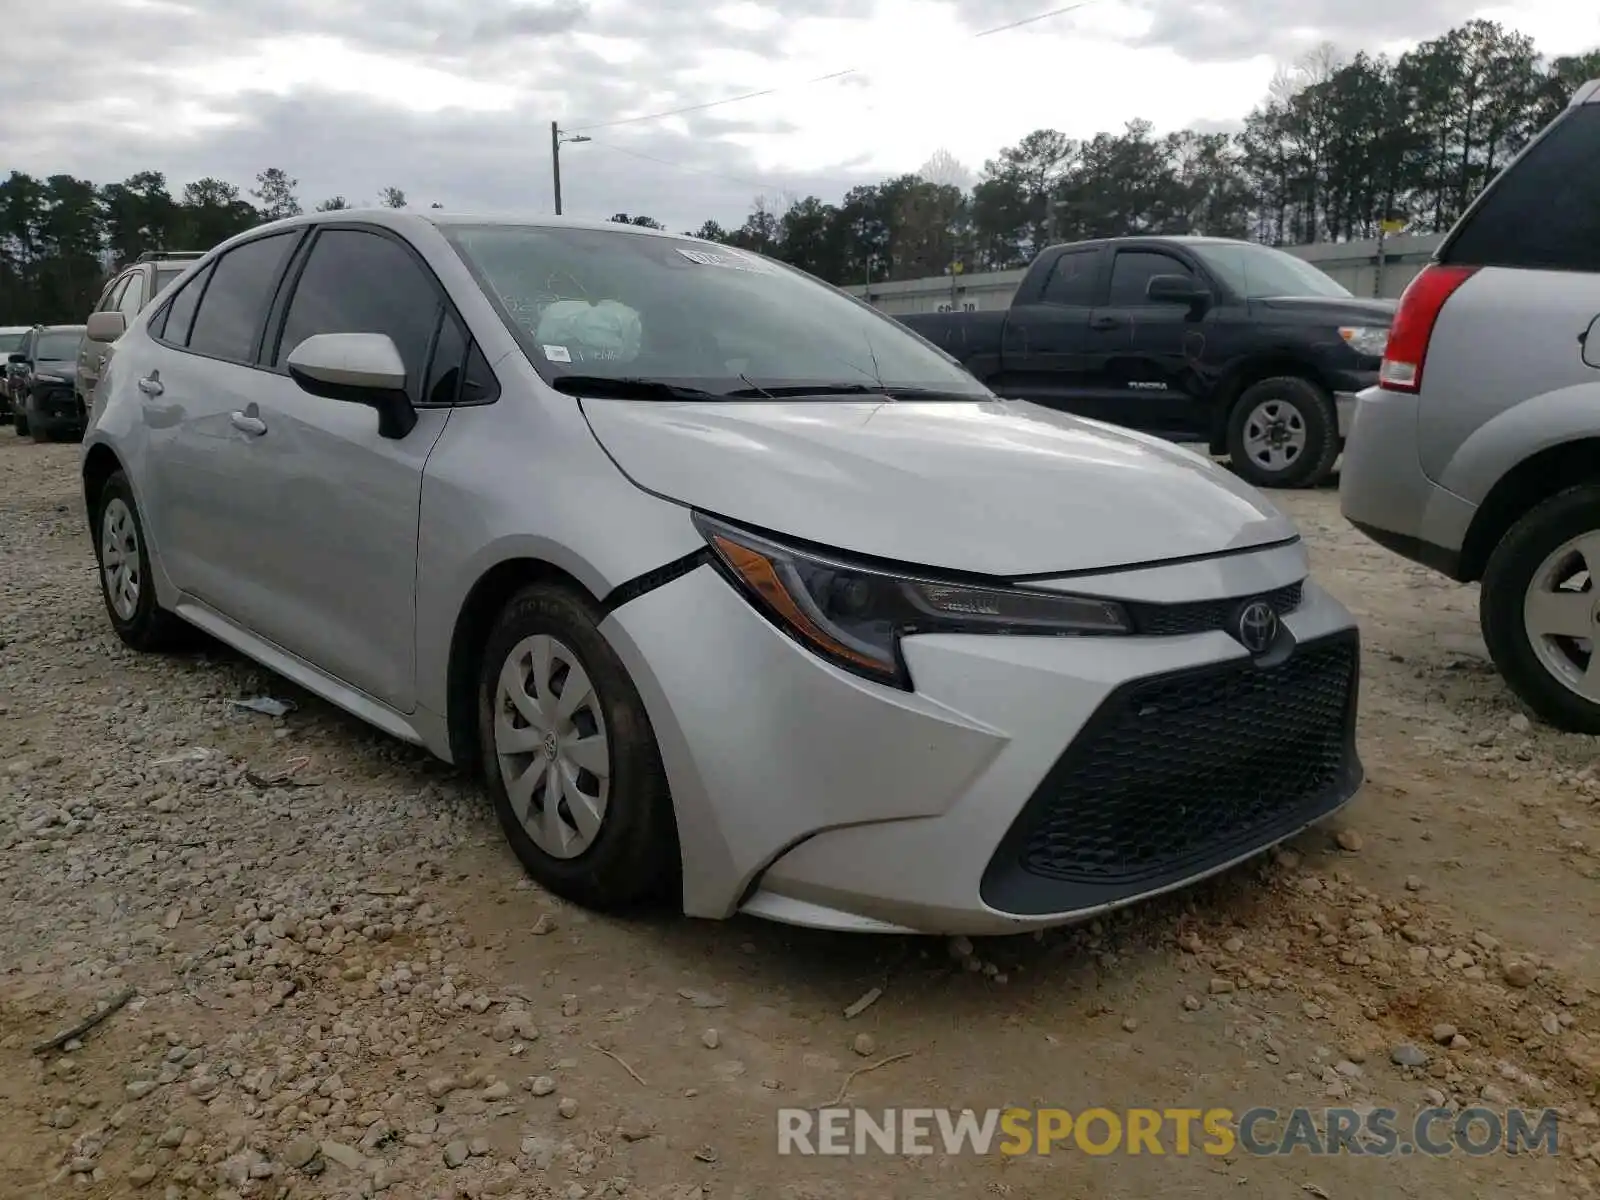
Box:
[476,583,679,911]
[12,404,27,438]
[1225,376,1340,489]
[1480,484,1600,733]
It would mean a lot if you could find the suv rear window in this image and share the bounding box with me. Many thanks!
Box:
[1442,104,1600,274]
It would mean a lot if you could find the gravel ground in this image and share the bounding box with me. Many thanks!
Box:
[2,434,1598,1200]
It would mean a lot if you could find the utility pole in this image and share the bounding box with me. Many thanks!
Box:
[550,123,591,217]
[551,121,562,216]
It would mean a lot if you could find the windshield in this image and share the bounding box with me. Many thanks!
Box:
[1191,243,1351,300]
[444,224,989,399]
[0,333,24,355]
[36,331,83,360]
[155,268,183,296]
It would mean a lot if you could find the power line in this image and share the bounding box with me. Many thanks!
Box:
[585,135,865,195]
[563,1,1093,134]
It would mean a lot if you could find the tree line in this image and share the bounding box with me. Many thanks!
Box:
[2,18,1596,324]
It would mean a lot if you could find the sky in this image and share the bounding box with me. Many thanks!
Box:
[2,0,1597,234]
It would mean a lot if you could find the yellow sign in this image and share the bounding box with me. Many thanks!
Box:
[1380,218,1405,234]
[952,261,964,275]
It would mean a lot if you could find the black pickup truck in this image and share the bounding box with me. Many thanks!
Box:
[897,235,1395,488]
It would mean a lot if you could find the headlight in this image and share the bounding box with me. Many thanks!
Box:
[33,372,68,384]
[694,512,1131,689]
[1338,326,1389,358]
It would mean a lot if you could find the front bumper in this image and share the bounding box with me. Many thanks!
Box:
[1338,386,1477,581]
[601,551,1363,936]
[28,385,84,433]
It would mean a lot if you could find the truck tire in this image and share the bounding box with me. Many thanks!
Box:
[1479,484,1600,734]
[1225,376,1339,490]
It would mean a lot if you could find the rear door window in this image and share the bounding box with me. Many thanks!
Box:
[1443,104,1600,274]
[185,233,299,363]
[1041,249,1100,307]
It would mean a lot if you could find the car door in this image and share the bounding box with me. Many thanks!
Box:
[140,232,303,612]
[80,272,134,398]
[1085,247,1213,438]
[223,224,460,712]
[990,246,1103,409]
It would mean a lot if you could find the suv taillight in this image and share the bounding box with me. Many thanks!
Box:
[1378,264,1478,393]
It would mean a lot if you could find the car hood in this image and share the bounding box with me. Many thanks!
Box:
[579,397,1297,577]
[1254,295,1397,324]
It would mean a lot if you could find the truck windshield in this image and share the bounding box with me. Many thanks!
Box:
[444,224,991,400]
[1192,243,1351,300]
[37,331,83,360]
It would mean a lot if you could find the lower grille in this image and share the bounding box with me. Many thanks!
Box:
[981,631,1360,915]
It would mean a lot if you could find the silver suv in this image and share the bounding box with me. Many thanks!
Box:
[77,251,205,409]
[1340,78,1600,731]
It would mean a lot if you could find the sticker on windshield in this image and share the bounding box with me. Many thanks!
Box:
[542,345,572,363]
[675,247,776,274]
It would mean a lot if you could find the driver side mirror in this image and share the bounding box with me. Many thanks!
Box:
[286,332,417,440]
[1146,274,1211,307]
[86,311,127,342]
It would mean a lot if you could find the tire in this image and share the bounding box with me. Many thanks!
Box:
[27,398,50,444]
[1225,376,1340,489]
[1480,484,1600,734]
[13,405,27,437]
[92,470,192,653]
[476,583,678,911]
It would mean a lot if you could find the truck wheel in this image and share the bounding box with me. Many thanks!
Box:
[1225,376,1339,490]
[1480,484,1600,733]
[13,406,28,438]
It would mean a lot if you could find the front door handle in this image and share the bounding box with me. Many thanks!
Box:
[230,411,267,436]
[137,373,163,396]
[1089,316,1120,331]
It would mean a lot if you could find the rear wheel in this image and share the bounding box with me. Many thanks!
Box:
[1226,376,1339,489]
[476,583,678,911]
[93,471,192,652]
[13,404,27,437]
[1481,485,1600,733]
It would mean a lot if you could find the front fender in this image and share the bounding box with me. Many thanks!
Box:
[1436,380,1600,503]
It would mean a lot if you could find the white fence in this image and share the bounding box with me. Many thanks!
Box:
[845,233,1445,316]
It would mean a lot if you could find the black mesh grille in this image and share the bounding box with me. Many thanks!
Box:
[985,633,1358,908]
[1125,582,1303,638]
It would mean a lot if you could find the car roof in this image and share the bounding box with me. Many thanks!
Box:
[0,325,31,334]
[235,208,697,242]
[38,324,86,333]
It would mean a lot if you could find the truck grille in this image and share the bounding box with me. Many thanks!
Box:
[981,631,1359,914]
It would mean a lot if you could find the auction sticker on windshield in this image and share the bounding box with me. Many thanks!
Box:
[676,248,776,274]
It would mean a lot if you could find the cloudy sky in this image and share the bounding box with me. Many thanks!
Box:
[3,0,1596,233]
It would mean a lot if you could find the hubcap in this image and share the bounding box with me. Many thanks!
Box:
[1522,531,1600,703]
[493,634,611,859]
[1242,399,1307,475]
[100,498,141,621]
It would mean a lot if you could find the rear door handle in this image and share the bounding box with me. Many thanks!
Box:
[1089,316,1120,331]
[230,410,267,436]
[137,373,163,396]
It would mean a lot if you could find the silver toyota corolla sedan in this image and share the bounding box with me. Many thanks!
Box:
[80,211,1364,936]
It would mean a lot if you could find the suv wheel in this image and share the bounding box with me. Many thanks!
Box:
[1480,484,1600,733]
[93,471,193,652]
[1226,376,1340,490]
[12,405,27,437]
[476,583,679,911]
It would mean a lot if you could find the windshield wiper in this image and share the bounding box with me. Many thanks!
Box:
[720,383,978,400]
[549,375,721,401]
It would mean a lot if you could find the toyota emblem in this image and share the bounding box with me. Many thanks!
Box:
[1234,600,1280,655]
